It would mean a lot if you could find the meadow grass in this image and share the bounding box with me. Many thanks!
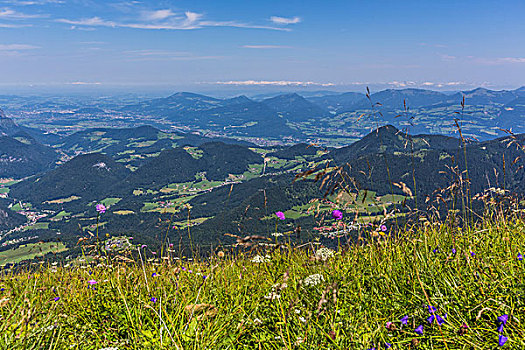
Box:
[0,214,524,349]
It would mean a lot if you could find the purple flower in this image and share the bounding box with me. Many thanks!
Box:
[497,314,509,325]
[150,297,157,303]
[87,279,97,285]
[385,343,392,349]
[518,253,523,261]
[53,297,60,301]
[498,335,508,347]
[436,314,447,326]
[141,244,147,248]
[497,323,504,333]
[331,210,343,220]
[470,251,475,257]
[152,273,157,277]
[203,275,207,280]
[380,225,387,232]
[433,247,439,253]
[400,315,409,325]
[169,243,174,248]
[451,248,456,254]
[427,315,435,324]
[415,325,424,335]
[96,204,106,214]
[275,211,286,220]
[0,288,4,292]
[385,321,393,330]
[427,305,437,314]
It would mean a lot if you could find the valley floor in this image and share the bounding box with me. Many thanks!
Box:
[0,216,524,349]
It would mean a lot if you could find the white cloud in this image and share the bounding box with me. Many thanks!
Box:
[0,22,31,27]
[214,80,334,87]
[58,11,288,31]
[270,16,301,25]
[69,81,102,85]
[0,8,46,18]
[242,45,292,49]
[0,43,39,50]
[143,9,176,21]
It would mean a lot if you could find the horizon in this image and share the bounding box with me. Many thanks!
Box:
[1,0,524,93]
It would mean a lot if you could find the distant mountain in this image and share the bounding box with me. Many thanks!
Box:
[121,93,300,138]
[118,142,263,192]
[0,134,59,178]
[53,125,255,164]
[0,200,25,230]
[261,93,329,121]
[354,89,451,110]
[121,92,223,119]
[0,112,60,145]
[307,92,366,113]
[451,88,522,105]
[10,153,130,204]
[331,125,461,164]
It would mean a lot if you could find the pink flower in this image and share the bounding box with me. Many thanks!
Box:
[380,225,387,232]
[96,204,106,214]
[331,210,343,220]
[87,279,97,285]
[275,211,285,220]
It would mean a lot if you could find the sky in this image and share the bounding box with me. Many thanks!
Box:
[0,0,524,93]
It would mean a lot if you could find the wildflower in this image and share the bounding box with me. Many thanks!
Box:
[251,255,270,263]
[253,318,262,325]
[415,325,424,335]
[380,225,387,232]
[202,275,207,280]
[275,211,285,220]
[141,244,147,248]
[217,251,225,258]
[87,279,97,285]
[271,232,283,237]
[150,297,157,303]
[497,314,509,325]
[436,314,447,326]
[427,315,435,324]
[385,321,395,331]
[298,316,307,323]
[264,292,281,300]
[385,343,392,349]
[331,209,343,220]
[53,297,60,302]
[433,247,439,253]
[0,288,4,292]
[518,253,523,261]
[452,248,457,254]
[303,273,324,287]
[470,251,475,257]
[151,273,157,277]
[427,305,437,313]
[294,309,301,314]
[458,323,469,336]
[315,247,335,261]
[497,314,508,332]
[96,204,106,214]
[169,243,174,248]
[400,315,409,325]
[498,335,508,346]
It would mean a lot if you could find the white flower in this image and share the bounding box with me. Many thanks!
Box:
[303,273,324,287]
[264,292,281,300]
[299,316,307,323]
[315,247,335,261]
[99,348,119,350]
[294,309,301,314]
[253,318,262,325]
[271,232,283,237]
[251,255,270,263]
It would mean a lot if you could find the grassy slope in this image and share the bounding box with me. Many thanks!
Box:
[0,218,524,349]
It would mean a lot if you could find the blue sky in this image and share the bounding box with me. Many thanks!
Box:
[0,0,524,92]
